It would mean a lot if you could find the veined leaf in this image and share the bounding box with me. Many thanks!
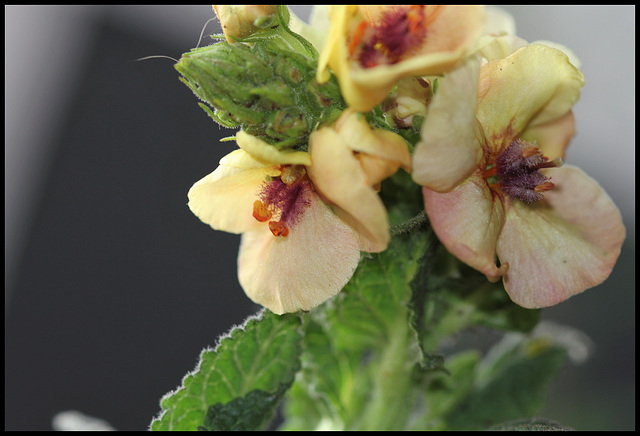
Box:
[150,310,302,431]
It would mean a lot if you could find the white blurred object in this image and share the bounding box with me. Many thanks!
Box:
[51,410,115,431]
[532,321,595,365]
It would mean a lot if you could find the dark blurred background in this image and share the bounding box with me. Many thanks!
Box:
[5,6,634,431]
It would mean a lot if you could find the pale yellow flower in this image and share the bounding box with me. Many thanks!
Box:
[412,42,625,308]
[188,115,409,313]
[316,5,484,112]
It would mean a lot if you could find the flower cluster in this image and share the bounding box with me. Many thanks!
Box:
[184,5,625,314]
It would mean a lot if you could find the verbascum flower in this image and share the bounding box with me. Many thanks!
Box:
[412,42,625,308]
[188,114,409,314]
[316,5,484,112]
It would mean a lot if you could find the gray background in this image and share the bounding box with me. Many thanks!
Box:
[5,5,634,430]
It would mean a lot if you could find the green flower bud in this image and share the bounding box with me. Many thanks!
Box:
[175,6,345,151]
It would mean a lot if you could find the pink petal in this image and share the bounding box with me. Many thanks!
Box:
[496,165,625,308]
[237,193,361,314]
[412,57,484,192]
[423,174,508,281]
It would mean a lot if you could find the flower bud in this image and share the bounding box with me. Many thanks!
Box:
[175,37,345,150]
[213,5,278,42]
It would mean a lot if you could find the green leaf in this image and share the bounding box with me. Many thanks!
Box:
[150,310,302,431]
[444,333,568,430]
[409,350,481,430]
[282,227,438,430]
[198,386,290,431]
[489,417,575,431]
[412,248,540,355]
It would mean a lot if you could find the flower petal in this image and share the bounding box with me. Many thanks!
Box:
[422,175,508,281]
[236,130,311,166]
[482,6,516,36]
[476,44,584,151]
[496,165,625,308]
[308,127,390,250]
[334,109,411,170]
[237,193,361,314]
[188,156,279,234]
[412,57,484,192]
[521,110,576,161]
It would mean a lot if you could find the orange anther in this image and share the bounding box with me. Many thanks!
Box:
[483,166,498,179]
[407,5,424,34]
[280,165,305,185]
[252,200,272,222]
[349,20,369,56]
[534,182,555,193]
[268,220,289,237]
[522,146,542,158]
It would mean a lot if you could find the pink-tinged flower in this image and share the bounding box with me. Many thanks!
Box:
[316,5,484,112]
[188,115,409,314]
[412,43,625,308]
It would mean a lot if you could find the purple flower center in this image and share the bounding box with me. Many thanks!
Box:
[353,6,430,68]
[490,139,563,203]
[252,165,312,237]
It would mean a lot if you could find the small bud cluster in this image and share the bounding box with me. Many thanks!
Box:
[175,11,345,151]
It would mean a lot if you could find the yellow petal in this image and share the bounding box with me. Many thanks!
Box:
[482,6,516,36]
[356,153,401,188]
[412,57,484,192]
[236,130,311,166]
[308,127,390,250]
[476,44,585,151]
[422,175,508,281]
[476,34,528,61]
[218,148,271,169]
[187,155,279,234]
[289,5,328,51]
[334,109,411,170]
[496,165,625,308]
[237,193,361,314]
[521,110,576,161]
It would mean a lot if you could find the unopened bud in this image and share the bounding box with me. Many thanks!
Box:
[176,33,345,150]
[213,5,278,43]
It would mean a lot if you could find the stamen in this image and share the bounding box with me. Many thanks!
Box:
[490,139,561,203]
[349,20,369,56]
[268,220,289,237]
[252,164,312,238]
[534,156,564,170]
[252,200,272,222]
[483,166,497,179]
[280,165,306,185]
[522,146,542,158]
[534,182,555,193]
